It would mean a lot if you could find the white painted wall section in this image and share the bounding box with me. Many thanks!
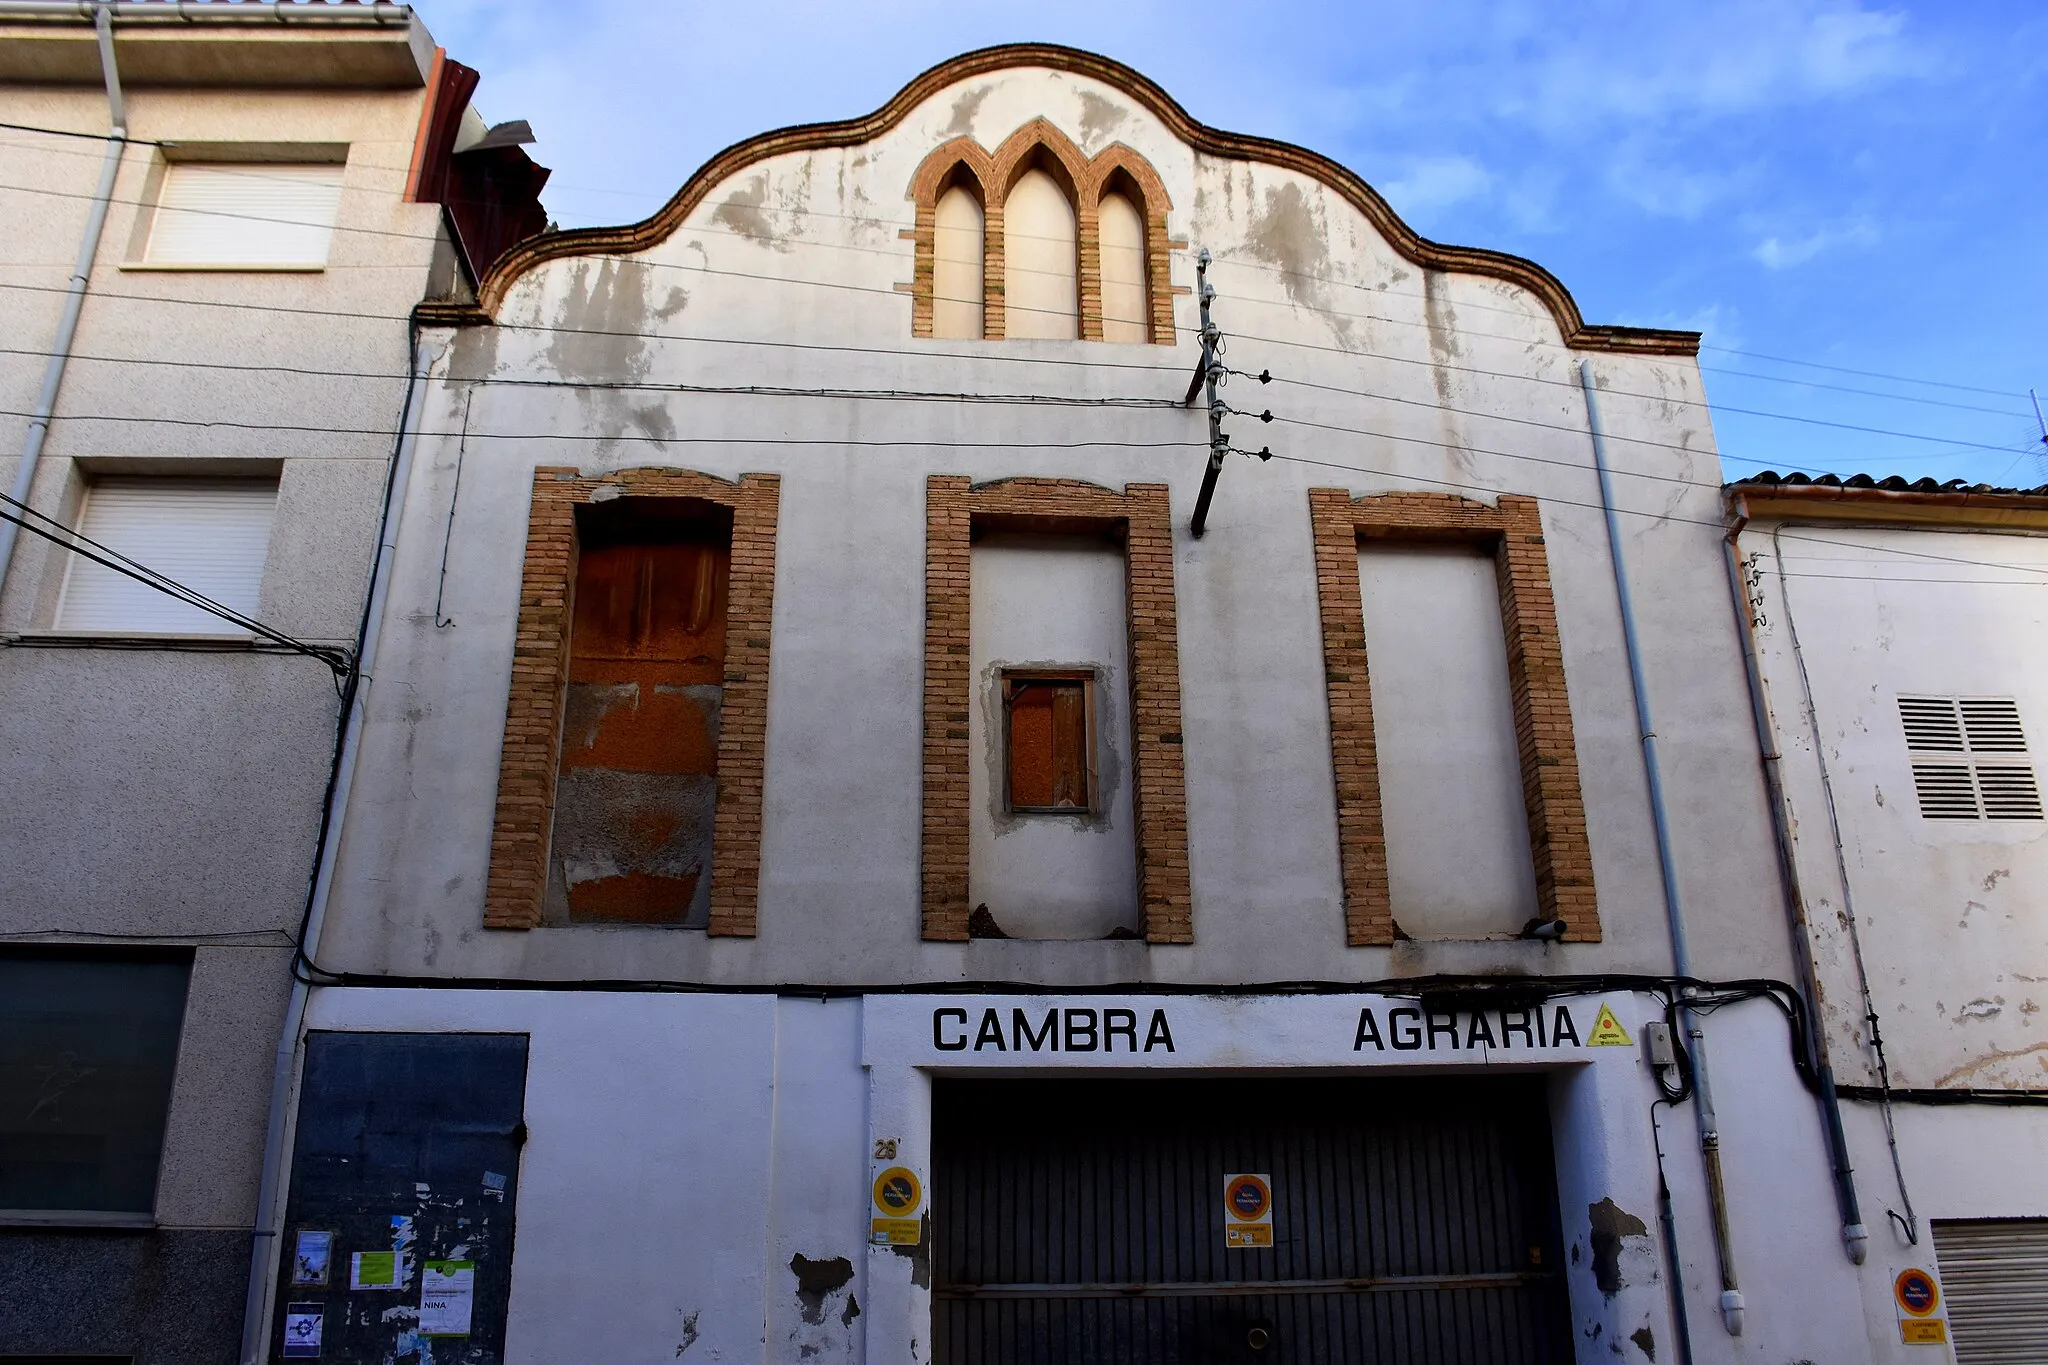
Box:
[968,533,1137,938]
[1357,541,1538,937]
[932,184,983,340]
[1003,167,1077,339]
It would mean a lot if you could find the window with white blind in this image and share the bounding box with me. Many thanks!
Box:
[1899,695,2045,821]
[143,162,344,267]
[56,478,277,635]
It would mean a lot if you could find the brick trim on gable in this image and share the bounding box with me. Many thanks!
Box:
[1308,488,1597,946]
[483,467,781,936]
[923,476,1192,942]
[906,120,1175,343]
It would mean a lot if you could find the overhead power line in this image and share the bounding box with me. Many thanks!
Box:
[0,491,354,678]
[0,114,2032,403]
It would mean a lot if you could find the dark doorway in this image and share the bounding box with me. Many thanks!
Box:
[932,1074,1573,1364]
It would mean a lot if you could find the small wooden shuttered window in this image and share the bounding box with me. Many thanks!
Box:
[56,477,276,634]
[145,162,344,266]
[1003,671,1095,812]
[1934,1218,2048,1363]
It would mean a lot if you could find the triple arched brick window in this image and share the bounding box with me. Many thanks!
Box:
[907,119,1175,344]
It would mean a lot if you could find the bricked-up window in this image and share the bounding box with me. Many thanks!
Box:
[485,468,778,936]
[1308,489,1597,946]
[550,497,732,925]
[1003,671,1097,813]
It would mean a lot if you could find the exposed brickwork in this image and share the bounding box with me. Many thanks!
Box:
[923,477,1192,943]
[906,120,1175,343]
[1308,489,1598,945]
[484,467,781,936]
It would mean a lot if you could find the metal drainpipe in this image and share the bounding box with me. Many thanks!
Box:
[0,0,125,603]
[1721,498,1869,1264]
[237,325,432,1365]
[1577,360,1746,1337]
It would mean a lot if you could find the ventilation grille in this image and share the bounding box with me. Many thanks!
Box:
[1911,763,1980,819]
[1976,766,2045,821]
[1899,696,2042,822]
[1960,698,2028,752]
[1900,696,1966,752]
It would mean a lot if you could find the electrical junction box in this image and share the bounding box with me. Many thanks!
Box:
[1642,1021,1677,1068]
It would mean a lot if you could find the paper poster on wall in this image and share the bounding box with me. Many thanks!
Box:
[350,1251,400,1290]
[282,1304,324,1358]
[291,1230,333,1285]
[420,1260,477,1337]
[1224,1173,1274,1248]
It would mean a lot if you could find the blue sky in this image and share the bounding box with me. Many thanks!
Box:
[421,0,2047,486]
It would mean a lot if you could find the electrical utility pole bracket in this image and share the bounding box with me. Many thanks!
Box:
[1188,249,1228,538]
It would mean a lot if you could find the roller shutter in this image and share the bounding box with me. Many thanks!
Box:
[145,162,343,265]
[57,478,276,634]
[933,1075,1573,1364]
[1935,1218,2048,1363]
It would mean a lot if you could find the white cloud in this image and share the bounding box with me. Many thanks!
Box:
[1752,219,1877,269]
[1380,155,1493,217]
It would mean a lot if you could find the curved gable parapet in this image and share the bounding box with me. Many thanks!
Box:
[427,43,1697,357]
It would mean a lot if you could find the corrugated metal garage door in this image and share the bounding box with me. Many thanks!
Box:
[1934,1218,2048,1363]
[933,1075,1573,1364]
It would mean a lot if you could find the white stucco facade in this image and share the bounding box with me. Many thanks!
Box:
[233,43,2042,1365]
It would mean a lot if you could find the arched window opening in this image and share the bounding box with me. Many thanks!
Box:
[1004,165,1078,340]
[1098,186,1148,343]
[932,180,984,340]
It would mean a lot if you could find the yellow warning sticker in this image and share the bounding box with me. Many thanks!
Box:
[1900,1319,1947,1345]
[1586,1003,1633,1047]
[871,1219,921,1245]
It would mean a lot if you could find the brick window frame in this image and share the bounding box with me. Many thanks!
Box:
[1308,489,1597,946]
[923,476,1191,942]
[484,467,781,936]
[905,119,1176,344]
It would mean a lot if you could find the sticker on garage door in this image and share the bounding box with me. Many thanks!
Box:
[1224,1173,1273,1248]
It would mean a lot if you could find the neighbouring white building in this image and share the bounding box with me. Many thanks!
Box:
[1733,471,2048,1361]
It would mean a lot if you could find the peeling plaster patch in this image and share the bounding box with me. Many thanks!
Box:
[1240,182,1359,349]
[675,1309,699,1356]
[1983,867,2011,891]
[546,258,666,384]
[1630,1325,1656,1360]
[1076,91,1128,151]
[791,1253,855,1325]
[1588,1198,1649,1297]
[840,1293,860,1326]
[711,175,789,251]
[942,84,992,138]
[1936,1039,2048,1086]
[892,1214,933,1288]
[1958,997,2003,1019]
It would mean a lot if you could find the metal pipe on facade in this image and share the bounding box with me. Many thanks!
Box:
[0,0,124,603]
[1720,501,1869,1264]
[237,323,432,1365]
[1577,360,1746,1337]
